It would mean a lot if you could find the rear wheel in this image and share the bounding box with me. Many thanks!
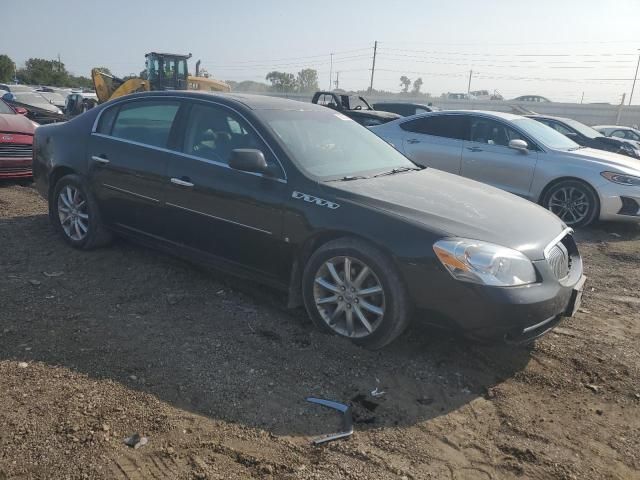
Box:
[302,238,411,349]
[51,174,112,249]
[541,180,599,228]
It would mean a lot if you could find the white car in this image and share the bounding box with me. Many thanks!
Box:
[371,110,640,227]
[593,125,640,148]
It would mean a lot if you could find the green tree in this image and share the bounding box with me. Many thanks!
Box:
[0,54,15,83]
[17,58,69,86]
[399,76,411,93]
[296,68,318,92]
[265,71,296,92]
[412,77,423,94]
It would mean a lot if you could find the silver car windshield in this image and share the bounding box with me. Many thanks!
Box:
[512,118,580,151]
[260,110,416,180]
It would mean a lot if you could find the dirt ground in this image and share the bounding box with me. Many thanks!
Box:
[0,181,638,480]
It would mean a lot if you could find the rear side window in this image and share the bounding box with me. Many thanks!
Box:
[401,115,469,140]
[111,101,180,148]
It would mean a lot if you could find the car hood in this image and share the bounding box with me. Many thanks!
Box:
[0,113,35,135]
[324,168,565,260]
[560,147,640,173]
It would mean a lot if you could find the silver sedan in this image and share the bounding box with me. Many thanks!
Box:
[371,111,640,227]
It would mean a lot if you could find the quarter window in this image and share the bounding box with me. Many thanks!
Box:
[111,101,180,148]
[400,115,469,140]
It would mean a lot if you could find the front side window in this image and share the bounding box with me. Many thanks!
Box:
[512,118,580,151]
[401,114,469,141]
[111,101,180,148]
[183,103,280,175]
[469,117,528,147]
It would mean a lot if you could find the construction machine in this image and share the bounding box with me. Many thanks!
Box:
[91,52,230,104]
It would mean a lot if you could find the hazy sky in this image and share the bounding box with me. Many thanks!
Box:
[2,0,640,103]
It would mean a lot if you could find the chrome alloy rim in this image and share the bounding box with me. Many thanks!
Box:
[57,185,89,241]
[548,187,590,225]
[313,256,386,338]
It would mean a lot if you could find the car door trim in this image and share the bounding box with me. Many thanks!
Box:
[90,95,288,183]
[165,202,273,235]
[103,183,160,203]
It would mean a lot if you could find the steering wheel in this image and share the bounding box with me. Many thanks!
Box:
[353,105,362,110]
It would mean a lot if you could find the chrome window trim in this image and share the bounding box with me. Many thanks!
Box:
[543,227,573,260]
[165,202,272,235]
[103,183,160,203]
[91,132,287,184]
[91,95,288,182]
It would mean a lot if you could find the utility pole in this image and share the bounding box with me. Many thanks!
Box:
[616,93,626,125]
[580,92,584,104]
[57,53,62,72]
[467,69,473,98]
[629,50,640,106]
[329,53,333,90]
[369,41,377,93]
[334,71,340,90]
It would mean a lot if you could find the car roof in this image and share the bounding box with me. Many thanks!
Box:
[120,90,327,112]
[374,102,431,107]
[526,114,575,123]
[593,125,632,129]
[433,110,526,121]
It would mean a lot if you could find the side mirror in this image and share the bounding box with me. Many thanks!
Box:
[14,106,28,115]
[229,149,269,175]
[508,139,528,152]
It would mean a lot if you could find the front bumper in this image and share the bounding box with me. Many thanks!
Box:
[401,239,584,343]
[0,157,32,178]
[597,180,640,222]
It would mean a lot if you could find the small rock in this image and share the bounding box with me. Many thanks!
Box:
[610,233,622,238]
[124,433,148,449]
[28,280,41,286]
[17,362,28,369]
[585,384,600,393]
[595,409,604,416]
[166,293,185,305]
[101,424,110,432]
[166,446,175,455]
[417,397,434,406]
[129,375,137,381]
[261,465,274,474]
[634,393,640,400]
[578,308,591,314]
[43,271,64,277]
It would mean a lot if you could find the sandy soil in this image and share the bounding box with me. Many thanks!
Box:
[0,181,638,479]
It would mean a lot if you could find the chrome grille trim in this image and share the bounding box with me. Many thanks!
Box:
[544,228,574,280]
[0,144,32,158]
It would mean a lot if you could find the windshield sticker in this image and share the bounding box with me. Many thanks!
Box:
[292,191,340,210]
[334,113,353,121]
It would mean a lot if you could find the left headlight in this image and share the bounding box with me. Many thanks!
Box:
[601,171,640,186]
[433,238,537,287]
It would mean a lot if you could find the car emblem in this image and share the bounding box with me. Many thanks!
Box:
[1,135,13,142]
[292,191,340,210]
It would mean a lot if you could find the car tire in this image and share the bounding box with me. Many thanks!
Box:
[541,179,599,228]
[302,237,411,349]
[51,174,112,249]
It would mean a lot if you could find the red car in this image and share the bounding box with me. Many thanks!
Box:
[0,99,36,178]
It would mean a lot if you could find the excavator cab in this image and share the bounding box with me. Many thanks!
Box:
[144,52,191,91]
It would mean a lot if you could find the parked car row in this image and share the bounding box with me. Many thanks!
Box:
[0,98,37,178]
[32,91,586,349]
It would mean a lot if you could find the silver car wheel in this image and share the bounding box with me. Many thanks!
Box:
[313,256,386,338]
[547,186,590,226]
[57,185,89,241]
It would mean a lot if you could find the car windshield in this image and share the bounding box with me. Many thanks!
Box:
[512,118,580,151]
[12,92,51,108]
[260,109,416,180]
[560,118,602,139]
[0,100,15,115]
[347,96,371,110]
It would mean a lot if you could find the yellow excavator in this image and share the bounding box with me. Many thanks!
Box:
[92,52,230,104]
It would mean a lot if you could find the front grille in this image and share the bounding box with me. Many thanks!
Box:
[0,144,32,158]
[547,242,570,280]
[0,165,31,174]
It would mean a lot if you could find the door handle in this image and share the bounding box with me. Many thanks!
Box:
[91,155,109,165]
[466,146,483,152]
[170,177,194,187]
[406,138,420,144]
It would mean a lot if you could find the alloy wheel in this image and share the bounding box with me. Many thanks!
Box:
[313,256,386,338]
[57,185,89,241]
[547,186,590,226]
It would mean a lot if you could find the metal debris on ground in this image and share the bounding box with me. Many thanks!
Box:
[43,271,64,277]
[124,433,148,449]
[305,397,353,445]
[370,387,386,397]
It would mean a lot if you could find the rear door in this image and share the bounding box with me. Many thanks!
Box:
[163,101,288,281]
[87,99,182,237]
[399,114,469,173]
[461,115,538,198]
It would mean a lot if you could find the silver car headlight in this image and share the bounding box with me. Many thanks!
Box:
[433,238,537,287]
[601,171,640,186]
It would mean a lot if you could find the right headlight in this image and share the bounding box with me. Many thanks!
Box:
[433,238,536,287]
[601,171,640,186]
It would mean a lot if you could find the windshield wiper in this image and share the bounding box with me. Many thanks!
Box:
[326,175,369,182]
[372,166,420,178]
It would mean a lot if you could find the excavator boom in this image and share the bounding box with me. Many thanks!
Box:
[92,69,150,104]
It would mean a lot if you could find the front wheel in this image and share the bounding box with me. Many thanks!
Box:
[302,238,411,349]
[51,174,112,249]
[541,180,599,228]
